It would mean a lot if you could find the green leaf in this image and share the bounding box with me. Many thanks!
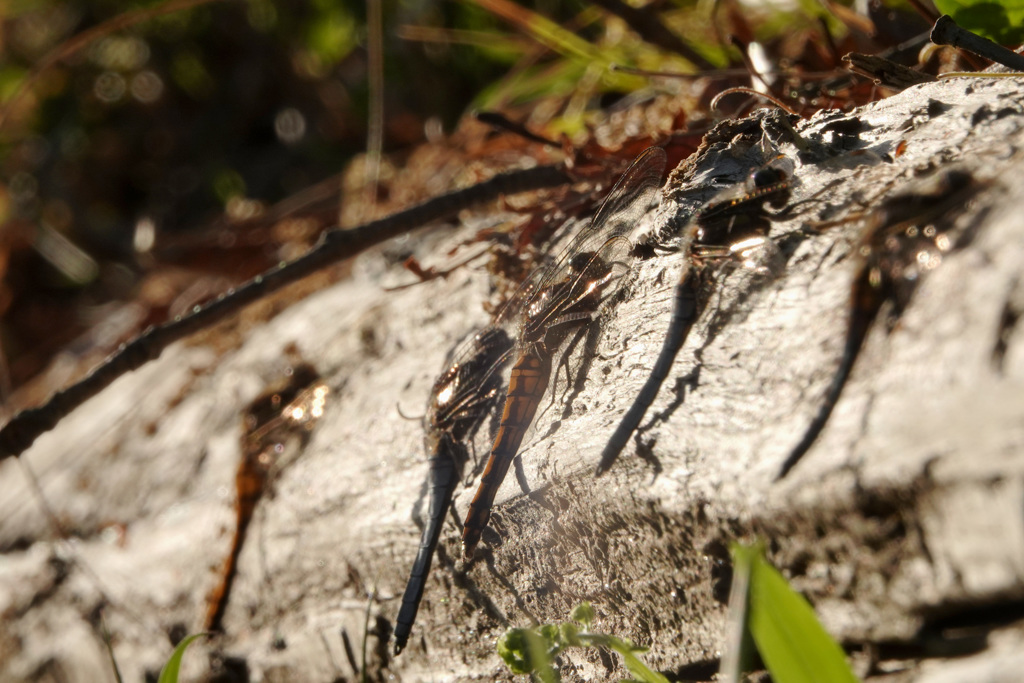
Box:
[746,552,860,683]
[170,51,214,99]
[570,603,594,628]
[932,0,1024,43]
[212,167,246,204]
[0,66,27,103]
[498,626,563,678]
[157,633,207,683]
[498,606,668,683]
[306,7,358,66]
[525,628,560,683]
[612,640,669,683]
[497,628,533,675]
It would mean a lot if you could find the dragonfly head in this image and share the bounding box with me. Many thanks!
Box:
[566,250,616,283]
[427,326,512,437]
[426,364,460,428]
[693,179,789,247]
[567,250,596,274]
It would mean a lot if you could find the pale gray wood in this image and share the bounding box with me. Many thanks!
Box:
[2,74,1024,682]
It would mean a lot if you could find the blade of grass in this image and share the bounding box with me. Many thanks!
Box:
[473,59,588,110]
[471,0,602,62]
[361,0,384,225]
[396,25,528,60]
[746,548,860,683]
[157,633,207,683]
[99,612,124,683]
[585,0,714,69]
[361,585,377,683]
[720,543,758,683]
[467,0,644,92]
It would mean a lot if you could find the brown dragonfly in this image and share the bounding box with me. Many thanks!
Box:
[596,154,794,475]
[395,150,667,650]
[393,325,513,654]
[776,167,985,478]
[460,146,667,559]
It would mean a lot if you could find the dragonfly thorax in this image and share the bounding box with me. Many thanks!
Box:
[522,251,612,347]
[693,181,791,247]
[693,155,794,248]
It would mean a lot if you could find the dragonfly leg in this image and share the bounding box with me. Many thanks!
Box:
[542,321,598,422]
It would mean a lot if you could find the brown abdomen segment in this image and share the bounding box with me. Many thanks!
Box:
[461,351,551,558]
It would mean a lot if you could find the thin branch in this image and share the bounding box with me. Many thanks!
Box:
[930,15,1024,72]
[0,163,572,461]
[363,0,386,221]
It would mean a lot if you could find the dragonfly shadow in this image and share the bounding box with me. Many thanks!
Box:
[992,272,1024,373]
[510,453,560,518]
[558,320,603,420]
[444,541,538,628]
[534,319,602,431]
[777,168,990,478]
[644,366,702,434]
[622,366,702,478]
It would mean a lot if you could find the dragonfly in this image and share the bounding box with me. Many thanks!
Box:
[205,363,330,632]
[460,146,667,559]
[776,167,984,478]
[596,155,794,475]
[393,325,513,655]
[395,148,666,651]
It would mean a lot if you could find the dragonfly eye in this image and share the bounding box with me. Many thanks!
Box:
[568,251,597,273]
[435,383,455,407]
[751,167,785,188]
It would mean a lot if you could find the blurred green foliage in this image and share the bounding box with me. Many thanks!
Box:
[0,0,585,384]
[933,0,1024,43]
[0,0,933,390]
[0,0,542,245]
[498,603,669,683]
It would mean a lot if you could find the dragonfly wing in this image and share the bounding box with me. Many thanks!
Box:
[491,147,666,335]
[589,146,667,240]
[396,324,513,653]
[540,234,636,329]
[519,147,667,336]
[557,147,666,263]
[458,148,669,561]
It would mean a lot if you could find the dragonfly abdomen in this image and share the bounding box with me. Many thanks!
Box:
[394,444,459,654]
[461,351,551,558]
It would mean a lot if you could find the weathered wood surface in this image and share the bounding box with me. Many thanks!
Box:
[2,74,1024,682]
